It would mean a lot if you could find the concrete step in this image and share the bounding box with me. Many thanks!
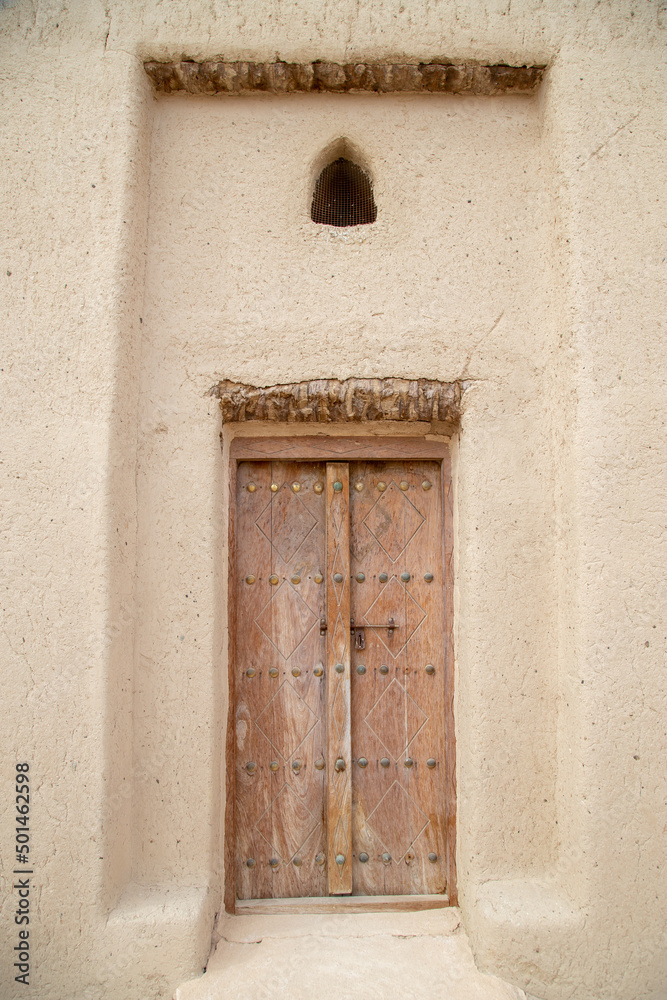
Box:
[173,909,530,1000]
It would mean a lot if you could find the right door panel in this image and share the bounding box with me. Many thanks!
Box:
[349,461,447,895]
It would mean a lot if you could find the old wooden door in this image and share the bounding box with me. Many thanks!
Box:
[231,454,452,905]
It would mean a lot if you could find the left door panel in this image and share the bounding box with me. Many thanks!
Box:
[235,461,328,900]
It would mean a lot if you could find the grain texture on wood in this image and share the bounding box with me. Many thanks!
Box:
[234,461,328,901]
[224,458,239,914]
[212,378,461,426]
[441,452,457,904]
[349,462,448,897]
[146,60,544,96]
[236,893,449,915]
[228,447,455,906]
[325,463,352,894]
[231,437,450,461]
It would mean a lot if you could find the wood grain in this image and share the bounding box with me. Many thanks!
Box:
[231,436,450,461]
[235,893,449,915]
[224,457,239,914]
[146,60,544,96]
[349,462,448,896]
[325,463,352,894]
[212,378,460,425]
[234,461,328,901]
[227,445,455,907]
[441,452,457,904]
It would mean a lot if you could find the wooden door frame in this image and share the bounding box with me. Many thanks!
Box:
[224,434,456,912]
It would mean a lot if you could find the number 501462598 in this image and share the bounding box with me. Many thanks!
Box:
[15,763,30,865]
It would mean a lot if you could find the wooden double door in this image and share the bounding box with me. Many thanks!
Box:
[231,452,453,904]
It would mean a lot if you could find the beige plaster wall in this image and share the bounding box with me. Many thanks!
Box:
[0,2,664,1000]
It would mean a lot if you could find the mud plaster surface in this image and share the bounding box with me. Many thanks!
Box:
[0,3,665,1000]
[175,910,530,1000]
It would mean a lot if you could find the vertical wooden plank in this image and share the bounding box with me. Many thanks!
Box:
[224,457,239,914]
[234,461,273,902]
[326,462,352,894]
[441,451,457,905]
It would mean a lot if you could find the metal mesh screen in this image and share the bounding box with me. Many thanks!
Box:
[311,158,377,227]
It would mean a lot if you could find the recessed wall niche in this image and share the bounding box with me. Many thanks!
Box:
[135,90,554,895]
[143,93,544,369]
[311,155,377,226]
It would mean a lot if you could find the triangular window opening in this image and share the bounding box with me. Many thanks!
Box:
[311,158,377,227]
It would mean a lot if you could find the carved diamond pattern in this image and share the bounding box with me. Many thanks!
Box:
[364,679,427,759]
[363,481,424,562]
[331,545,346,603]
[255,783,319,861]
[332,680,346,740]
[331,612,347,663]
[255,582,317,659]
[366,781,429,861]
[255,487,317,563]
[332,814,348,857]
[363,577,426,656]
[255,682,317,760]
[331,491,347,536]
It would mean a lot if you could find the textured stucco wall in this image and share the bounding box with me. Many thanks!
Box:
[0,2,665,999]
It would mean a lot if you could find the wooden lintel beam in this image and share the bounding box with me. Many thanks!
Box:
[145,60,545,96]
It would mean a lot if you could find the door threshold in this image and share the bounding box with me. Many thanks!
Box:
[235,893,449,915]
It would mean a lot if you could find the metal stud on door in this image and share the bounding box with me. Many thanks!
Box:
[233,457,449,903]
[349,462,447,897]
[234,461,328,901]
